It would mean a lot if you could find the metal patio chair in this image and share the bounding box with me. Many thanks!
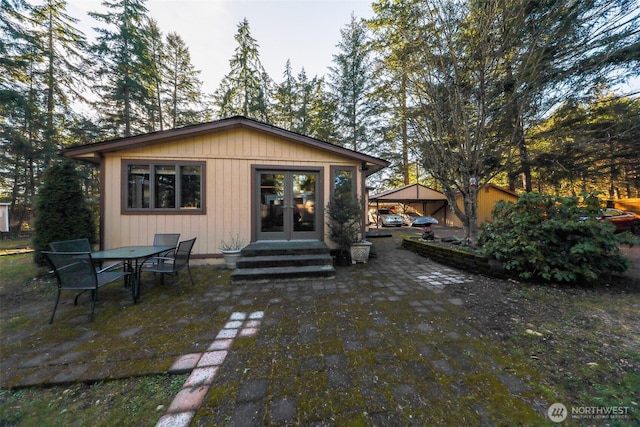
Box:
[152,233,181,257]
[141,237,196,286]
[49,238,92,253]
[49,238,122,272]
[43,251,131,323]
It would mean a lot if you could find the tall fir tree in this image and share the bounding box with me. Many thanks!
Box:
[368,0,422,185]
[89,0,152,137]
[0,0,41,231]
[293,68,313,135]
[142,17,164,132]
[163,32,207,128]
[306,76,339,144]
[328,13,378,152]
[272,60,298,130]
[32,0,89,161]
[213,18,271,121]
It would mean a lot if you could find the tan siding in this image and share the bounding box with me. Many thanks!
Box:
[446,186,519,228]
[101,127,365,262]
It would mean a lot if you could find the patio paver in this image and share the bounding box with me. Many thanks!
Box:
[0,227,556,425]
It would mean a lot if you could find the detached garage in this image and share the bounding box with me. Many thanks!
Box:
[369,183,519,228]
[369,183,449,224]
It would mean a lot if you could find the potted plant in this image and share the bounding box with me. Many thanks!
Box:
[326,195,369,265]
[350,239,373,264]
[219,233,247,269]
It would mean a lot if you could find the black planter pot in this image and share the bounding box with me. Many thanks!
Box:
[334,251,352,266]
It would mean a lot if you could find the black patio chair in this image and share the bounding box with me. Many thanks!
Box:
[141,237,196,286]
[49,238,122,272]
[49,238,92,253]
[43,251,131,323]
[152,233,181,257]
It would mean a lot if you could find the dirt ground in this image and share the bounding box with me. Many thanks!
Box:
[408,225,640,418]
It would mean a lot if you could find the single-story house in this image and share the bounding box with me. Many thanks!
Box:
[63,116,389,263]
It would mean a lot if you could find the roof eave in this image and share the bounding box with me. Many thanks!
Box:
[62,117,390,170]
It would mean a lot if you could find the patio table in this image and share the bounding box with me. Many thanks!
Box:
[91,245,174,303]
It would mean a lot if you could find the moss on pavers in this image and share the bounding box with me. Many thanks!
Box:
[191,285,550,425]
[1,266,236,389]
[3,235,555,425]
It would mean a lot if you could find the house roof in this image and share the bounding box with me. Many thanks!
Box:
[370,183,448,202]
[62,116,390,176]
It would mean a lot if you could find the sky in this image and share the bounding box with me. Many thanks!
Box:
[67,0,376,95]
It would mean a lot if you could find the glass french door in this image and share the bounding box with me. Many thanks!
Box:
[256,170,320,240]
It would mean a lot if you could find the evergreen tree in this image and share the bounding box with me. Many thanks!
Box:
[163,32,207,128]
[368,0,421,184]
[328,14,378,152]
[272,60,298,130]
[492,0,640,192]
[89,0,152,137]
[213,18,271,121]
[294,68,313,135]
[0,0,34,104]
[306,76,339,143]
[0,0,39,231]
[31,0,89,161]
[33,161,96,265]
[272,62,331,138]
[142,17,164,132]
[531,94,640,197]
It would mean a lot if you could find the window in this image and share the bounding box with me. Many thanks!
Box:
[124,161,204,213]
[331,167,355,200]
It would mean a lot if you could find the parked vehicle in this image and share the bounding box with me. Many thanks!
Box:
[600,208,640,234]
[369,208,403,227]
[579,208,640,234]
[398,211,423,226]
[411,216,439,227]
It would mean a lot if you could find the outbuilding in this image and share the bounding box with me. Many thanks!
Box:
[369,183,449,224]
[446,183,519,227]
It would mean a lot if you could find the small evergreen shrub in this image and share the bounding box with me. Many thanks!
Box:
[326,195,362,257]
[479,192,633,283]
[33,161,96,265]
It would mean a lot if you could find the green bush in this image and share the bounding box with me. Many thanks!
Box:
[326,195,362,257]
[478,192,634,283]
[33,161,96,265]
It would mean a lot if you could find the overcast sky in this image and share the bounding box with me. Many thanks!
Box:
[67,0,375,94]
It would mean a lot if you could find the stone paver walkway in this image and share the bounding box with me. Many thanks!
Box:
[1,227,551,425]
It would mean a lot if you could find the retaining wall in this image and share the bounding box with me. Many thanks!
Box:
[401,237,513,279]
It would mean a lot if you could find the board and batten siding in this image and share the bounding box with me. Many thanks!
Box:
[101,127,363,261]
[445,185,519,228]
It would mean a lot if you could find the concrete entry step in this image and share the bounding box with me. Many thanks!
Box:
[236,254,333,269]
[231,240,336,282]
[231,265,336,282]
[240,240,331,256]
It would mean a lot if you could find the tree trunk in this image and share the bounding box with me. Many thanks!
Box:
[442,185,479,244]
[401,72,409,185]
[516,116,532,192]
[463,187,479,244]
[45,9,55,167]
